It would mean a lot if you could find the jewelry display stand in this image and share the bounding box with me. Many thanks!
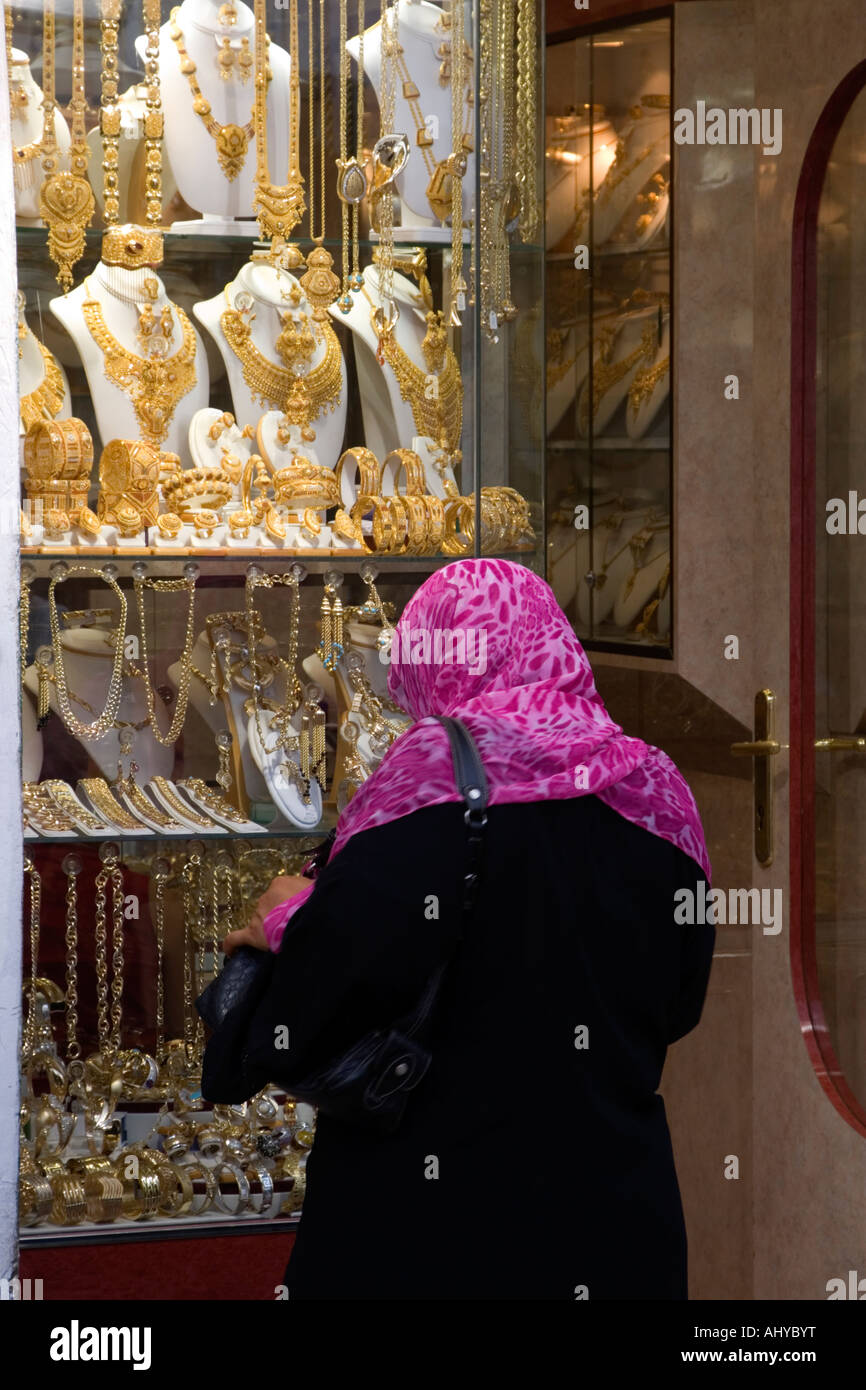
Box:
[51,263,209,465]
[348,0,474,240]
[139,0,291,232]
[10,48,71,224]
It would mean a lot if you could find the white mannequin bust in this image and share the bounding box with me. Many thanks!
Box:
[348,0,475,239]
[139,0,291,231]
[546,110,618,249]
[10,47,71,224]
[23,627,174,784]
[579,99,670,252]
[332,263,461,497]
[51,261,209,466]
[193,257,348,457]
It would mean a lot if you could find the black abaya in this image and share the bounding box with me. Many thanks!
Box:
[251,793,714,1300]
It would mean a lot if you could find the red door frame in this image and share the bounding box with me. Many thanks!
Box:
[790,59,866,1139]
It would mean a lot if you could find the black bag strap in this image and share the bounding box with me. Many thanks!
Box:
[433,715,488,920]
[399,716,489,1037]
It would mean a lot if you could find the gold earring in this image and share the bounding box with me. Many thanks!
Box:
[217,36,236,81]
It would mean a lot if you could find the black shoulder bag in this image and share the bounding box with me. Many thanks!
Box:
[197,715,488,1134]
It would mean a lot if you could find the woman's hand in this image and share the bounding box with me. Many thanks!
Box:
[223,875,311,956]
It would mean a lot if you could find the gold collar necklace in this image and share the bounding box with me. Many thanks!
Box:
[220,284,341,420]
[362,283,463,466]
[20,338,66,431]
[81,279,198,446]
[169,8,257,181]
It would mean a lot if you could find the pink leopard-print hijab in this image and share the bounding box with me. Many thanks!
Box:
[264,559,710,949]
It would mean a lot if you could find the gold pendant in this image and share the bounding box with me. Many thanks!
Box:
[299,245,341,317]
[39,171,95,292]
[216,123,249,181]
[254,178,305,242]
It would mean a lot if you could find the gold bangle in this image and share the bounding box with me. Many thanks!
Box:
[83,1172,124,1223]
[422,494,446,553]
[19,1173,53,1227]
[350,493,379,554]
[442,497,473,555]
[158,1161,195,1217]
[400,494,428,553]
[370,496,396,554]
[336,447,380,505]
[380,448,425,497]
[381,495,409,556]
[49,1174,87,1226]
[120,1167,162,1219]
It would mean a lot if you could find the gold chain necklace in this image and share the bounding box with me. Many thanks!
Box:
[169,8,255,181]
[221,285,341,418]
[48,567,128,741]
[20,339,66,430]
[39,0,95,291]
[8,8,42,170]
[363,286,463,462]
[253,0,305,242]
[299,0,341,316]
[82,279,198,446]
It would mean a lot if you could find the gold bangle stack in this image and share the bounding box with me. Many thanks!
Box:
[23,419,94,529]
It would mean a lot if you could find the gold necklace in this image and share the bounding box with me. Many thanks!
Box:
[39,0,95,291]
[82,279,198,446]
[169,8,255,181]
[221,284,341,418]
[134,573,198,746]
[253,0,305,243]
[48,567,128,741]
[335,0,367,312]
[364,287,463,464]
[20,338,66,430]
[299,0,341,316]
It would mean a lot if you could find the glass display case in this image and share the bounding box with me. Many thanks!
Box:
[9,0,544,1241]
[545,14,671,655]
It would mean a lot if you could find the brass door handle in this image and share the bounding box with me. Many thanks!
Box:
[814,736,866,751]
[729,689,780,866]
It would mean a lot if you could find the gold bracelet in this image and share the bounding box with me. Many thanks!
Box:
[383,495,410,556]
[19,1173,53,1226]
[336,448,380,505]
[158,1161,195,1217]
[120,1167,162,1219]
[49,1174,87,1226]
[83,1172,124,1223]
[380,448,425,497]
[442,497,473,555]
[350,493,379,554]
[78,778,146,832]
[421,494,446,554]
[401,494,429,553]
